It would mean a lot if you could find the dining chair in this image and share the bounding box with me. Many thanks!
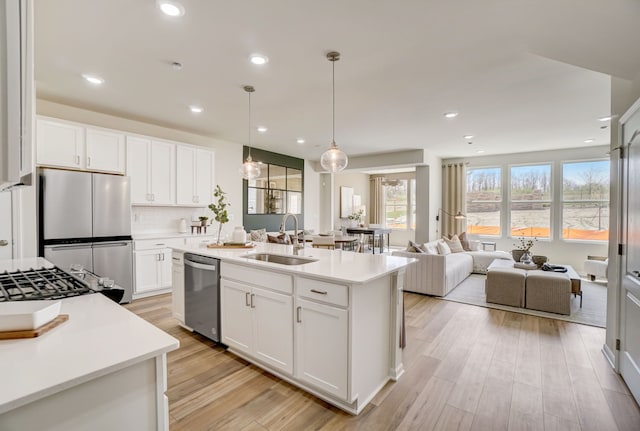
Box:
[311,235,335,250]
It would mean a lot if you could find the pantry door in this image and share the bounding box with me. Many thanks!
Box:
[620,107,640,404]
[0,192,12,259]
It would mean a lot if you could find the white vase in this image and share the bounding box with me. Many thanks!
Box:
[231,226,247,243]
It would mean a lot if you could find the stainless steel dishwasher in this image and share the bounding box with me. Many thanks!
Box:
[184,253,221,343]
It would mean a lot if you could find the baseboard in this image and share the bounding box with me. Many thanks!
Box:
[602,343,617,371]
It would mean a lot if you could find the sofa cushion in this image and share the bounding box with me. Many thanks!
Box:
[458,232,471,251]
[407,240,425,253]
[437,240,451,255]
[267,233,291,244]
[422,243,438,255]
[443,235,464,253]
[467,250,514,274]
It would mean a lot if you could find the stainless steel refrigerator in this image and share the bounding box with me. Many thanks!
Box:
[38,168,133,303]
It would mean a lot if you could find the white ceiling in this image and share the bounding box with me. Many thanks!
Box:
[34,0,640,163]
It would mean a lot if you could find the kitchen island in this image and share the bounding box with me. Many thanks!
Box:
[171,242,414,414]
[0,258,179,431]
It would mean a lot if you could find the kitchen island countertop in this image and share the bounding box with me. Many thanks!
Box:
[171,242,415,284]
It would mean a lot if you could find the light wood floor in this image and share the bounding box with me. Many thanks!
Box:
[125,293,640,431]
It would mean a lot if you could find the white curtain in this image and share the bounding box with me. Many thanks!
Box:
[442,163,466,237]
[369,177,385,225]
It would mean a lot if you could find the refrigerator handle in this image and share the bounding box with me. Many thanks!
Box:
[92,242,129,248]
[47,244,92,251]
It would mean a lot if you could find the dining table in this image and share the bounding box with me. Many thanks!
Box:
[346,226,392,254]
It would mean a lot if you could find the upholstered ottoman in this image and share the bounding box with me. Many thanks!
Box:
[525,271,571,315]
[485,268,526,307]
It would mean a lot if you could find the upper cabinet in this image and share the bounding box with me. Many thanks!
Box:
[36,117,125,174]
[176,146,215,206]
[126,136,176,205]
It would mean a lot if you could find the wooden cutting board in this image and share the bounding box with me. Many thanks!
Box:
[206,243,255,249]
[0,314,69,340]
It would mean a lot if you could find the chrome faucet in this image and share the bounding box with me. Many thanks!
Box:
[280,213,304,255]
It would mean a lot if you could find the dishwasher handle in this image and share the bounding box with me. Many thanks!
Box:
[184,259,217,272]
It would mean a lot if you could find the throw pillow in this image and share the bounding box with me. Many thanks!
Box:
[421,243,438,255]
[443,235,464,253]
[407,240,425,253]
[458,232,471,251]
[437,240,451,255]
[249,228,267,242]
[267,233,291,244]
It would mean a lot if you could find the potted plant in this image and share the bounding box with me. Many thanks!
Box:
[198,216,209,226]
[348,208,364,227]
[512,235,537,264]
[208,185,229,244]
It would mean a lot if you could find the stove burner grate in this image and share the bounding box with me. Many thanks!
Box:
[0,266,93,301]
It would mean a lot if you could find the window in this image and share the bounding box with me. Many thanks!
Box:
[247,164,302,214]
[466,167,501,236]
[385,180,408,229]
[510,164,551,238]
[562,160,609,240]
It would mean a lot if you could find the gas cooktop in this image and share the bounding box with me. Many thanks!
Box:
[0,266,93,301]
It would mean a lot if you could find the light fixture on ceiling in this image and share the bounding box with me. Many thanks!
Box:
[463,134,474,139]
[598,115,613,122]
[320,51,348,173]
[158,0,185,16]
[256,126,268,133]
[444,112,459,119]
[584,138,595,143]
[189,105,203,113]
[82,74,104,85]
[249,54,269,65]
[239,85,261,180]
[476,150,485,154]
[296,138,305,144]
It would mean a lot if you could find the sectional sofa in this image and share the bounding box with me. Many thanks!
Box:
[392,239,514,296]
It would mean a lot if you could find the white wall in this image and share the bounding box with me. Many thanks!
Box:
[443,146,610,272]
[35,100,243,238]
[425,150,442,241]
[333,172,369,230]
[303,159,321,233]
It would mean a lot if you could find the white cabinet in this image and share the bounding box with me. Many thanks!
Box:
[36,118,125,174]
[176,146,215,206]
[295,279,349,399]
[133,238,182,298]
[221,265,294,375]
[171,251,185,324]
[126,136,176,205]
[36,118,84,169]
[85,127,125,173]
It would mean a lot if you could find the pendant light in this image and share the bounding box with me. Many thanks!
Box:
[239,85,261,180]
[320,51,348,172]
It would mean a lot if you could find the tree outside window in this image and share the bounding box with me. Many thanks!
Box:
[562,160,609,240]
[510,164,552,238]
[385,180,408,229]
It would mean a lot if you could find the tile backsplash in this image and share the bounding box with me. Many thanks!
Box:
[132,206,212,234]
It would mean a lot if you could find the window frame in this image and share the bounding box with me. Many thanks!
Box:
[465,165,503,237]
[508,162,553,239]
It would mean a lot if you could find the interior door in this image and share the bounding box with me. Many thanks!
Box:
[620,115,640,404]
[0,192,12,259]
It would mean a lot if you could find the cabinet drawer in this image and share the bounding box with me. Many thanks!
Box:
[297,278,349,307]
[184,236,216,246]
[222,263,293,295]
[172,251,184,267]
[134,238,184,250]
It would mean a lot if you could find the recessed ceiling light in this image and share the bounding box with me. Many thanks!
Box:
[476,150,485,154]
[584,138,595,143]
[598,116,612,122]
[189,105,203,113]
[249,54,269,65]
[257,126,268,133]
[82,74,104,85]
[296,138,305,144]
[158,0,185,16]
[463,135,474,139]
[444,112,459,119]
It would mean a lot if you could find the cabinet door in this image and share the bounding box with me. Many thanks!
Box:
[176,146,196,205]
[295,298,348,399]
[252,286,293,374]
[172,254,185,324]
[36,118,85,169]
[221,279,252,355]
[150,141,176,205]
[126,136,151,204]
[159,248,173,288]
[134,250,161,294]
[195,149,215,205]
[86,128,125,173]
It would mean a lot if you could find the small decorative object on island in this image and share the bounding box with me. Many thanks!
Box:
[231,226,247,243]
[208,185,230,244]
[198,216,208,226]
[348,208,364,227]
[513,235,537,264]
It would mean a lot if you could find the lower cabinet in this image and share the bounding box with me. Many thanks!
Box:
[171,251,185,324]
[295,297,348,399]
[133,248,172,296]
[221,278,294,375]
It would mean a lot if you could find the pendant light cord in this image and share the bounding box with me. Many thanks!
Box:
[248,89,252,160]
[332,58,335,144]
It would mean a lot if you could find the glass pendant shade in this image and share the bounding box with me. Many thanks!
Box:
[320,140,348,172]
[239,154,260,180]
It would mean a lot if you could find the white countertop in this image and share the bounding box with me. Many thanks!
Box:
[173,242,415,284]
[132,231,216,240]
[0,293,179,414]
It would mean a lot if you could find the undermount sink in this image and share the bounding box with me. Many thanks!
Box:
[242,253,317,266]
